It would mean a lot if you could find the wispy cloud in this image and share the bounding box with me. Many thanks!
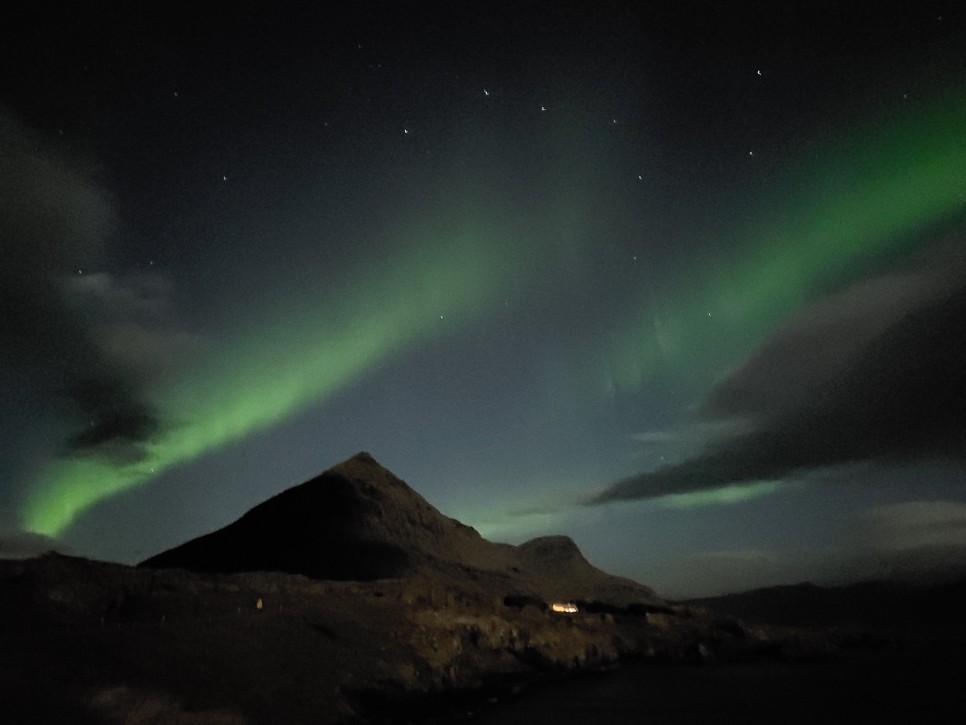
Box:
[630,419,752,445]
[649,499,966,598]
[852,501,966,552]
[589,235,966,505]
[0,109,198,473]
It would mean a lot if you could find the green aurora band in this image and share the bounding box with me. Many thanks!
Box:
[23,224,513,536]
[601,90,966,396]
[21,90,966,536]
[581,90,966,512]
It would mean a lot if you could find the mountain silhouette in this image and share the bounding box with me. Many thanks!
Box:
[140,452,660,605]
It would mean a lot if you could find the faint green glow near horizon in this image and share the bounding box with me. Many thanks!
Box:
[470,510,569,545]
[656,481,781,510]
[603,90,966,395]
[463,479,780,544]
[23,225,513,536]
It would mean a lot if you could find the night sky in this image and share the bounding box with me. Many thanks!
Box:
[2,1,965,597]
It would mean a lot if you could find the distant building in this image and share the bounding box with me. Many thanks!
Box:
[550,602,578,614]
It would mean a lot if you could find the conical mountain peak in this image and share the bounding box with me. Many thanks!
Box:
[140,453,662,607]
[140,453,490,581]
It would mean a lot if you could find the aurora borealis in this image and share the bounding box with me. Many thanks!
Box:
[22,222,516,535]
[596,89,966,396]
[3,2,966,597]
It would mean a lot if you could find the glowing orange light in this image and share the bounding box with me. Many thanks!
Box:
[550,602,578,614]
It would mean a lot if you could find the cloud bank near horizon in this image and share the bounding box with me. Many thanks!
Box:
[650,499,966,599]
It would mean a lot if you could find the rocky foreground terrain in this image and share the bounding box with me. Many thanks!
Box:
[2,453,847,724]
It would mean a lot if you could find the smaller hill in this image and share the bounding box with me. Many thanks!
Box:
[688,578,966,630]
[517,535,658,606]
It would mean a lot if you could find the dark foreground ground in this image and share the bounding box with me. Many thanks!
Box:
[5,547,964,724]
[0,553,780,724]
[436,639,965,724]
[10,457,965,724]
[431,578,966,725]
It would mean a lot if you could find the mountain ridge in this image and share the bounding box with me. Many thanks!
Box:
[687,577,966,629]
[1,452,901,724]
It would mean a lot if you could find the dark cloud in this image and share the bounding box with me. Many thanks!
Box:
[65,378,159,461]
[591,238,966,504]
[0,108,112,375]
[0,109,190,466]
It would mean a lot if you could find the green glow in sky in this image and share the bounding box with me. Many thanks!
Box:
[657,481,780,510]
[602,91,966,395]
[23,224,511,536]
[21,90,966,537]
